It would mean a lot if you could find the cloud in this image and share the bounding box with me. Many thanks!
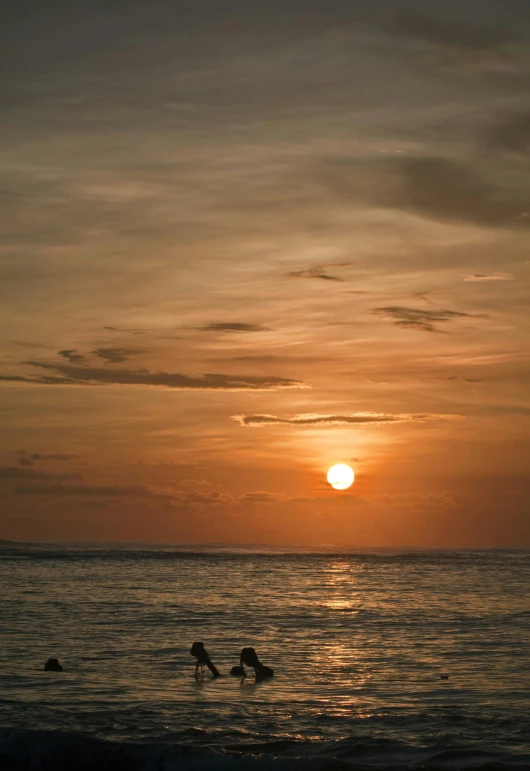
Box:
[102,326,148,336]
[383,12,522,72]
[232,412,461,427]
[388,157,529,228]
[373,306,470,333]
[288,263,353,282]
[486,111,530,153]
[0,374,77,385]
[289,267,343,282]
[13,451,78,461]
[10,483,291,510]
[30,453,80,460]
[198,323,269,332]
[13,482,168,498]
[58,349,85,364]
[175,478,214,489]
[173,490,234,508]
[321,155,529,229]
[92,347,143,363]
[0,375,59,384]
[10,479,233,506]
[385,12,517,52]
[13,362,305,391]
[463,273,513,282]
[238,491,285,504]
[444,376,483,383]
[0,466,80,481]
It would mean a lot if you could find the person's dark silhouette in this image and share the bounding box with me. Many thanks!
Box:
[44,658,63,672]
[238,647,273,679]
[190,642,221,678]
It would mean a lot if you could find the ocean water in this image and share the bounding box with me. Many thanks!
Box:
[0,544,529,770]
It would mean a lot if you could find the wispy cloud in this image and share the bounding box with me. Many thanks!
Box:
[0,466,80,481]
[58,349,85,364]
[13,482,168,498]
[289,263,353,282]
[389,157,529,228]
[102,326,148,336]
[385,12,517,52]
[36,453,79,460]
[374,306,471,333]
[17,451,80,461]
[92,347,143,363]
[289,267,343,282]
[12,484,237,510]
[174,490,234,507]
[383,12,522,72]
[0,375,77,385]
[321,155,530,229]
[238,491,285,504]
[197,323,269,332]
[232,412,462,427]
[9,362,306,391]
[486,111,530,153]
[10,482,303,510]
[463,273,513,282]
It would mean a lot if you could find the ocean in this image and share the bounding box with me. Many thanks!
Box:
[0,544,529,770]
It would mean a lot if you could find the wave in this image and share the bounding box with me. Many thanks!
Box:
[1,728,529,771]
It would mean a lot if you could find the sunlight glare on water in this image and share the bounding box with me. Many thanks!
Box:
[0,545,529,769]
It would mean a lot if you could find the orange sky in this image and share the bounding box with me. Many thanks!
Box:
[1,0,529,546]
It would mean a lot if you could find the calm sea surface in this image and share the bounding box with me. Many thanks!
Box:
[0,545,529,770]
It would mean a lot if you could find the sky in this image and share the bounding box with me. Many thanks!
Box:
[1,0,529,546]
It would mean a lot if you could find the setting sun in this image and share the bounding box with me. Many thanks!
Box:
[327,464,355,490]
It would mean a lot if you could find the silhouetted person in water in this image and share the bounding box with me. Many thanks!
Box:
[234,647,273,679]
[44,658,63,672]
[190,642,221,678]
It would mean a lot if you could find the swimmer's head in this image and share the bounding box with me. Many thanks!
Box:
[44,658,63,672]
[241,647,259,668]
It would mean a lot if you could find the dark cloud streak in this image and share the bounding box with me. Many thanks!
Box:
[13,482,168,498]
[374,306,471,332]
[58,349,85,364]
[289,267,344,282]
[92,347,144,363]
[28,452,80,460]
[20,361,305,391]
[0,466,80,481]
[289,263,354,282]
[198,323,269,332]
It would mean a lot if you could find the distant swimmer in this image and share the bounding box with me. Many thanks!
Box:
[190,642,221,679]
[44,658,63,672]
[233,647,273,680]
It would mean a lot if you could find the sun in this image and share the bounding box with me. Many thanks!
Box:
[327,464,355,490]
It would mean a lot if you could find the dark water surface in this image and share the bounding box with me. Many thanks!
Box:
[1,544,529,769]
